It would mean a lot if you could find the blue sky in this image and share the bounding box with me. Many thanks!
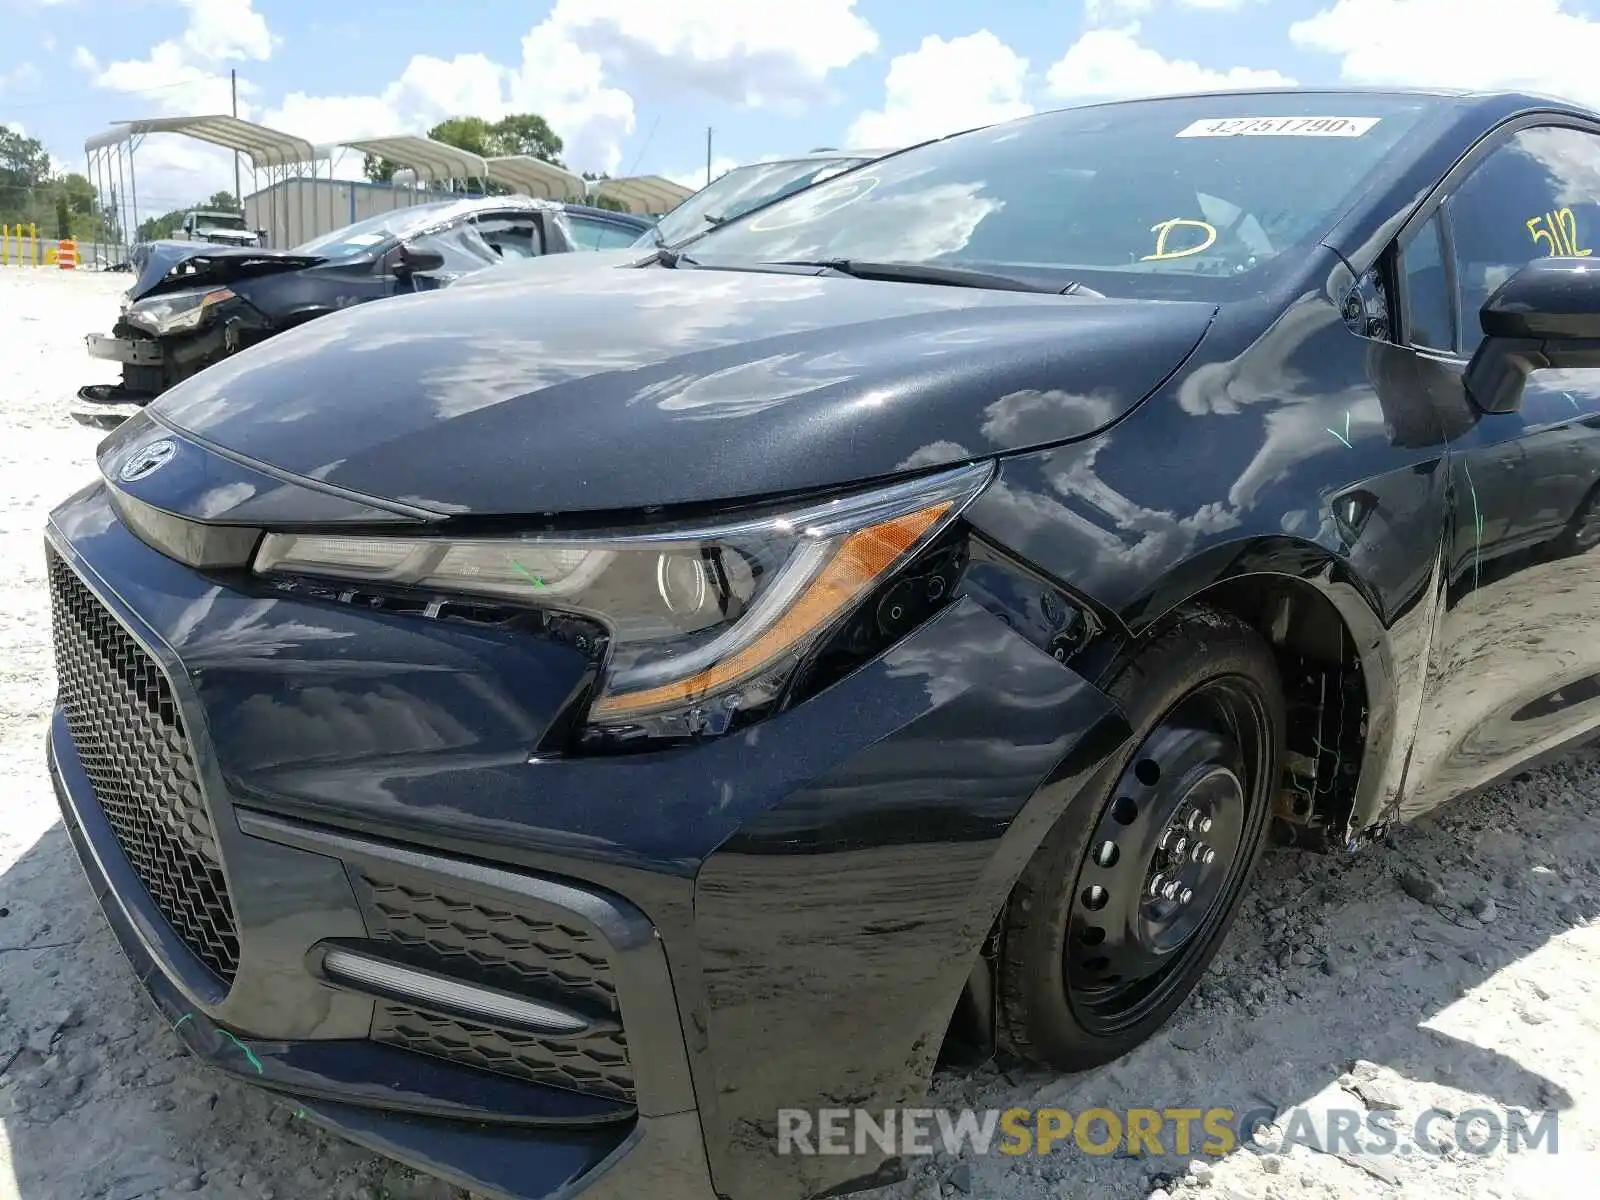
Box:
[7,0,1600,217]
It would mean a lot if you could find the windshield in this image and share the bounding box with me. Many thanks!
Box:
[195,213,247,232]
[644,156,875,248]
[291,202,466,259]
[688,94,1438,297]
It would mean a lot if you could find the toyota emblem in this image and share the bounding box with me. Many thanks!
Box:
[118,438,178,483]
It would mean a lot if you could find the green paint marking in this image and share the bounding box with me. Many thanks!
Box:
[1325,410,1354,449]
[504,555,547,589]
[172,1013,194,1032]
[1565,391,1581,411]
[1461,457,1483,592]
[218,1029,264,1074]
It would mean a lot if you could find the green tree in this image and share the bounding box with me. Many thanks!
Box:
[487,113,563,162]
[429,116,496,157]
[1,132,114,242]
[57,173,98,216]
[0,127,51,222]
[137,208,189,242]
[205,190,241,212]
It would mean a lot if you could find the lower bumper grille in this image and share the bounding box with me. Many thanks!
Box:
[47,548,240,982]
[351,871,634,1103]
[374,1002,633,1102]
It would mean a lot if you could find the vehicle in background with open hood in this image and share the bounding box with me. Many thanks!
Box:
[169,208,266,248]
[73,195,652,428]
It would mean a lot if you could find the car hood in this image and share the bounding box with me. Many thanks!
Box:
[127,240,324,302]
[146,257,1217,517]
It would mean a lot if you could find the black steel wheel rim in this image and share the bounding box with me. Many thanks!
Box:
[1063,676,1271,1035]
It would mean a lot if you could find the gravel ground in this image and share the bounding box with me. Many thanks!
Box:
[1,268,1597,1200]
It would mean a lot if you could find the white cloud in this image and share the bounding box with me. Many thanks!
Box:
[80,0,274,117]
[551,0,877,107]
[0,62,42,92]
[847,31,1033,149]
[91,41,252,114]
[1046,26,1295,99]
[70,0,276,219]
[179,0,274,62]
[264,30,638,176]
[1291,0,1600,109]
[507,19,636,173]
[664,155,741,191]
[262,1,874,178]
[1088,0,1262,20]
[74,0,881,213]
[126,137,239,213]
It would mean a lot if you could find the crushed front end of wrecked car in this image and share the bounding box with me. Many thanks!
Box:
[73,242,320,427]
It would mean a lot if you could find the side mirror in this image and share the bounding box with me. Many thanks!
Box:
[393,243,446,277]
[1466,258,1600,413]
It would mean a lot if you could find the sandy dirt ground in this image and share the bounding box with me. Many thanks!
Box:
[1,268,1598,1200]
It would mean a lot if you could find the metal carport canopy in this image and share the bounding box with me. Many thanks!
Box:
[83,115,315,168]
[485,156,585,200]
[593,175,694,214]
[342,136,490,182]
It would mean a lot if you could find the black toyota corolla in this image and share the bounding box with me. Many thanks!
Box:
[45,87,1600,1199]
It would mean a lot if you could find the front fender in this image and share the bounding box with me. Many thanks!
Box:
[969,435,1451,840]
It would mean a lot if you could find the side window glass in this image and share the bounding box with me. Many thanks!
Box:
[1400,213,1453,351]
[474,217,543,259]
[1447,125,1600,355]
[567,216,647,250]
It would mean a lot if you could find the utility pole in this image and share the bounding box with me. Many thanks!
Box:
[231,69,242,206]
[706,127,712,186]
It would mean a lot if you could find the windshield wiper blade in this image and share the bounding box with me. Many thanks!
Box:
[766,259,1068,294]
[653,248,699,269]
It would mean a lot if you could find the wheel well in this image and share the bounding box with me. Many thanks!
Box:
[938,573,1371,1068]
[1180,576,1369,851]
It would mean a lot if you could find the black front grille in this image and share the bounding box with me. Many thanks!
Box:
[48,549,240,982]
[351,872,634,1103]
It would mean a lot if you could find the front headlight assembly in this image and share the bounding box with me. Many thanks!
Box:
[124,286,236,336]
[253,462,992,741]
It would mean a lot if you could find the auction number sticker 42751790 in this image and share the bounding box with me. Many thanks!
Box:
[1176,117,1382,138]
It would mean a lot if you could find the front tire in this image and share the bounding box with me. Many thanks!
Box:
[997,607,1284,1071]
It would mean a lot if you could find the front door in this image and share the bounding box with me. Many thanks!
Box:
[1399,122,1600,814]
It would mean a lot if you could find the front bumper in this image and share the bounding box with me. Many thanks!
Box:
[86,331,163,366]
[48,724,712,1199]
[86,306,266,398]
[44,478,1128,1200]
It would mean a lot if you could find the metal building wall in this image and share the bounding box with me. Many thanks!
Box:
[244,178,461,245]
